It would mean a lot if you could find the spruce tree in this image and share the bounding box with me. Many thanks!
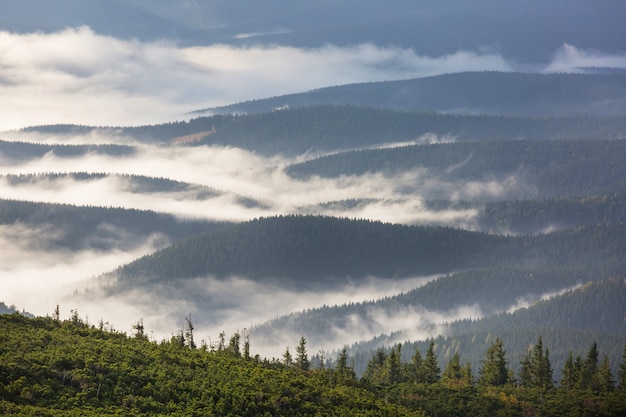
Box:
[410,348,424,383]
[560,352,576,390]
[442,351,463,383]
[479,338,509,387]
[597,356,614,392]
[295,337,310,371]
[582,341,599,390]
[423,341,441,384]
[618,344,626,391]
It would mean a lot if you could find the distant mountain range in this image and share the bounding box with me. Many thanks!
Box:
[195,72,626,117]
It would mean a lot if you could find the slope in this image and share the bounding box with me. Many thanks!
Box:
[198,72,626,117]
[0,199,221,251]
[286,139,626,198]
[105,216,625,292]
[20,108,626,156]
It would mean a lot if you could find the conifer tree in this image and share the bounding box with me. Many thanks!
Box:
[283,347,293,367]
[184,314,195,349]
[479,337,509,387]
[295,337,310,371]
[442,351,463,383]
[385,344,402,384]
[423,341,440,384]
[560,351,577,390]
[228,331,241,357]
[597,356,615,392]
[618,344,626,391]
[410,348,424,383]
[363,348,387,385]
[518,350,533,387]
[582,341,599,390]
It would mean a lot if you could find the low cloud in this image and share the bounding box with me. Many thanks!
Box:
[0,26,515,131]
[1,142,495,224]
[0,222,165,321]
[543,43,626,73]
[67,273,444,357]
[505,283,585,314]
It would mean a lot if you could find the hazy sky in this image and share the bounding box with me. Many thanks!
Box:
[2,26,625,131]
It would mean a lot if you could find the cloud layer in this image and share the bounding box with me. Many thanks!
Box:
[0,26,516,131]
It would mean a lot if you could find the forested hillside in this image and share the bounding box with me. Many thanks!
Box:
[4,3,626,416]
[0,140,134,162]
[107,216,626,291]
[20,107,626,156]
[1,173,265,209]
[342,279,626,379]
[198,72,626,116]
[0,199,221,251]
[476,194,626,233]
[1,313,625,416]
[108,216,501,289]
[287,139,626,198]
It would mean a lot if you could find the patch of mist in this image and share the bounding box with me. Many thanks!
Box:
[0,129,138,146]
[0,222,166,321]
[1,143,505,225]
[543,44,626,73]
[66,274,440,358]
[505,282,585,314]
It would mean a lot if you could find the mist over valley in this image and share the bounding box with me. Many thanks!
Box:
[1,2,626,415]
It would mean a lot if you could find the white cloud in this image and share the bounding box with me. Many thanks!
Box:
[0,222,165,320]
[0,26,514,131]
[543,43,626,73]
[0,142,494,224]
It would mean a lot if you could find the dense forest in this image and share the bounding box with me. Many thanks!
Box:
[1,313,625,416]
[1,173,264,209]
[107,216,626,290]
[0,140,134,162]
[0,199,221,251]
[286,139,626,198]
[295,193,626,233]
[337,279,626,378]
[476,194,626,233]
[199,72,626,116]
[20,106,626,156]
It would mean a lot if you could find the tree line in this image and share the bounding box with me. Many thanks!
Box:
[2,312,625,416]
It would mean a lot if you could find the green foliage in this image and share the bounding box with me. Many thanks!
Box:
[2,314,625,416]
[479,338,509,387]
[0,314,421,416]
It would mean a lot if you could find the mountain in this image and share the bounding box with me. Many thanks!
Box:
[303,194,626,234]
[286,139,626,199]
[22,106,626,156]
[1,172,265,209]
[196,72,626,117]
[106,216,502,290]
[355,279,626,380]
[102,216,625,319]
[0,140,134,163]
[0,198,221,251]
